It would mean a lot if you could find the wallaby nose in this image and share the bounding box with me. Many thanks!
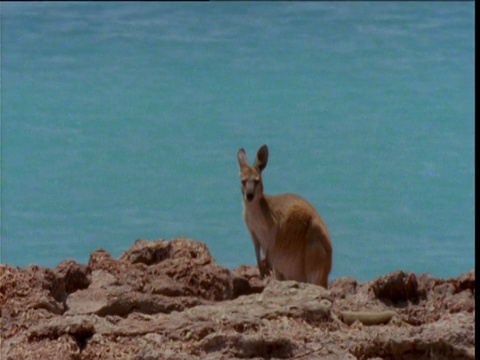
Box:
[246,193,254,201]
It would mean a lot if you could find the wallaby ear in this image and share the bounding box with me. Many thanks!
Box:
[237,148,249,169]
[254,144,269,172]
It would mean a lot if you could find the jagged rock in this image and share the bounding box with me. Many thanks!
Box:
[119,238,173,265]
[120,238,213,267]
[1,238,475,359]
[5,333,82,360]
[55,260,91,295]
[370,270,423,305]
[87,238,236,302]
[455,269,475,293]
[0,264,66,320]
[129,238,235,301]
[142,273,188,297]
[66,284,204,317]
[348,312,475,360]
[231,264,268,298]
[28,315,96,342]
[329,276,358,299]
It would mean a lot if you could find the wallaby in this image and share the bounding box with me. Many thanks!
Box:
[237,144,332,288]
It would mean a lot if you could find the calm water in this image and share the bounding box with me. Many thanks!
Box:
[1,2,475,281]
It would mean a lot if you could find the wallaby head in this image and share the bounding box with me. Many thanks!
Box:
[237,144,269,203]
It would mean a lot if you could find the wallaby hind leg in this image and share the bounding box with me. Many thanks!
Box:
[306,267,328,288]
[273,268,286,281]
[304,221,332,288]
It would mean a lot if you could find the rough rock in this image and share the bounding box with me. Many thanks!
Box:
[55,260,91,295]
[370,270,423,305]
[1,237,475,359]
[231,265,267,298]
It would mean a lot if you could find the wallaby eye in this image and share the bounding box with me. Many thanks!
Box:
[241,180,247,186]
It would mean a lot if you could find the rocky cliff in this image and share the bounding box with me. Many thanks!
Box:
[1,238,475,359]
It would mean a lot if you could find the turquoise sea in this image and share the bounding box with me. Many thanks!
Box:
[1,2,475,281]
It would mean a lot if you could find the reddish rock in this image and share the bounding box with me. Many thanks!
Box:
[370,270,423,305]
[329,276,358,299]
[122,238,235,301]
[120,238,213,266]
[231,264,268,298]
[1,264,66,320]
[119,238,173,265]
[0,238,475,359]
[55,260,91,295]
[454,270,475,293]
[88,248,129,283]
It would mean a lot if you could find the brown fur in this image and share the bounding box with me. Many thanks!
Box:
[237,145,333,288]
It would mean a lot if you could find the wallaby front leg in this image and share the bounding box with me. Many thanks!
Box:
[251,231,268,278]
[263,247,272,276]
